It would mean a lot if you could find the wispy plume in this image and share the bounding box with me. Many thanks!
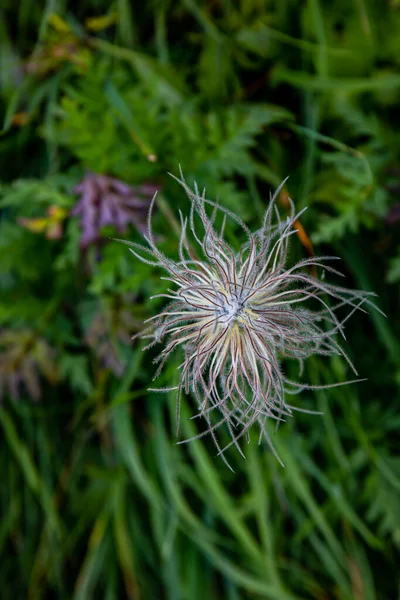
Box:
[119,171,380,466]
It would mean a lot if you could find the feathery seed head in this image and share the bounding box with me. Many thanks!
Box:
[120,171,379,466]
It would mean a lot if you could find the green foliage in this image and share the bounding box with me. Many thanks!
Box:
[0,1,400,599]
[387,245,400,283]
[366,458,400,547]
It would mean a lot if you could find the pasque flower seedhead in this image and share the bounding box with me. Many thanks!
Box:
[119,171,379,466]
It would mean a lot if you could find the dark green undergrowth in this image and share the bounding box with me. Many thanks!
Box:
[1,1,400,598]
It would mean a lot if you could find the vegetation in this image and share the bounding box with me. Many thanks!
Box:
[1,1,399,598]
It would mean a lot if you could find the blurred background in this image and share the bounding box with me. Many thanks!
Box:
[1,1,400,598]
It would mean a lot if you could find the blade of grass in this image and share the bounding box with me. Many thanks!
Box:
[0,409,62,537]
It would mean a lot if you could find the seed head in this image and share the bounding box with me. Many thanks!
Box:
[120,171,379,466]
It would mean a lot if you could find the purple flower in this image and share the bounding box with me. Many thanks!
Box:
[0,330,58,402]
[84,296,141,376]
[71,173,158,247]
[386,204,400,225]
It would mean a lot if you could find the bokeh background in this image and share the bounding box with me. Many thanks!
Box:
[1,1,400,598]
